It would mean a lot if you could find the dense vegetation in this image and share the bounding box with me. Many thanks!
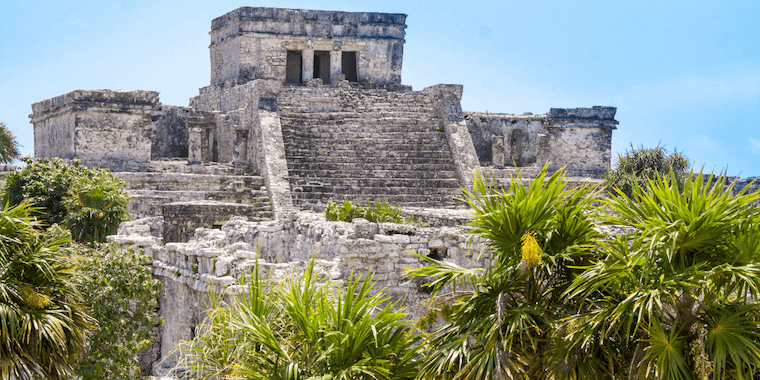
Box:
[72,243,161,380]
[4,157,131,243]
[410,165,760,379]
[176,259,423,380]
[1,156,158,380]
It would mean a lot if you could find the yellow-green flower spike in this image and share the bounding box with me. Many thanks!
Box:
[521,232,542,269]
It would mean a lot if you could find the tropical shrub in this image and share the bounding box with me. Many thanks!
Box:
[561,172,760,379]
[407,165,601,379]
[0,202,94,379]
[604,144,689,198]
[325,198,406,224]
[71,243,161,380]
[176,258,423,380]
[63,170,131,242]
[0,122,21,164]
[4,157,130,243]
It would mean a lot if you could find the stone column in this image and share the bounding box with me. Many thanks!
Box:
[423,84,480,190]
[330,49,342,85]
[187,126,203,165]
[492,136,505,167]
[302,45,314,83]
[232,125,248,163]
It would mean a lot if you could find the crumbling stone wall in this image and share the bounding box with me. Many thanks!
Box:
[466,112,545,167]
[109,212,489,372]
[466,106,618,177]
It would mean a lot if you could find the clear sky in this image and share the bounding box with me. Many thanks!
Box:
[1,0,758,176]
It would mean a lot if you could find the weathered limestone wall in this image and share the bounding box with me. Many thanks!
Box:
[190,79,282,170]
[109,212,488,373]
[209,7,406,86]
[466,112,546,167]
[150,106,191,159]
[465,106,618,177]
[538,107,617,176]
[30,90,159,171]
[162,200,273,243]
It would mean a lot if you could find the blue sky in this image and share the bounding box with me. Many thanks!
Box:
[1,0,758,176]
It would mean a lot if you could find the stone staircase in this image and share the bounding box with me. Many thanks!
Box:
[278,87,463,210]
[115,161,273,221]
[478,166,604,191]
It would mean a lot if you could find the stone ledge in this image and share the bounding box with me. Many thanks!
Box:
[30,89,159,117]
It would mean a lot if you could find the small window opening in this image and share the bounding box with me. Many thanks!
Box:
[313,50,331,84]
[428,247,448,260]
[341,51,358,82]
[285,50,302,84]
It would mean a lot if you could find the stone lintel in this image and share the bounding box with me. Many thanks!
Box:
[30,89,159,122]
[211,7,407,41]
[548,106,619,127]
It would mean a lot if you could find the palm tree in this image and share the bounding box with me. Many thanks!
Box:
[0,122,21,164]
[407,165,601,379]
[562,172,760,379]
[63,169,130,243]
[0,201,95,379]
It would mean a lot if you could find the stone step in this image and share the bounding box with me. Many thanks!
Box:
[291,178,461,192]
[281,131,447,139]
[147,160,259,176]
[280,115,440,123]
[293,190,462,202]
[284,147,452,157]
[280,112,439,120]
[282,136,449,146]
[286,158,455,168]
[286,156,454,166]
[117,172,266,191]
[287,168,457,179]
[292,193,464,210]
[281,125,443,134]
[284,145,452,155]
[125,189,272,219]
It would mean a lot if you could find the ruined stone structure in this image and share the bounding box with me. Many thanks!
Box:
[30,6,623,376]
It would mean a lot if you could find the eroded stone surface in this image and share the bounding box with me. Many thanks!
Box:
[111,212,491,372]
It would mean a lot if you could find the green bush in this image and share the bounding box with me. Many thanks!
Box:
[176,258,423,380]
[4,157,130,243]
[71,243,161,380]
[325,198,406,224]
[604,144,689,198]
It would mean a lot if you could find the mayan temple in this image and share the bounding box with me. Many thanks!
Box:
[30,6,619,375]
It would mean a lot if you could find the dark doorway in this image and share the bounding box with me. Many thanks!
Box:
[341,51,358,82]
[313,50,331,84]
[285,50,302,84]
